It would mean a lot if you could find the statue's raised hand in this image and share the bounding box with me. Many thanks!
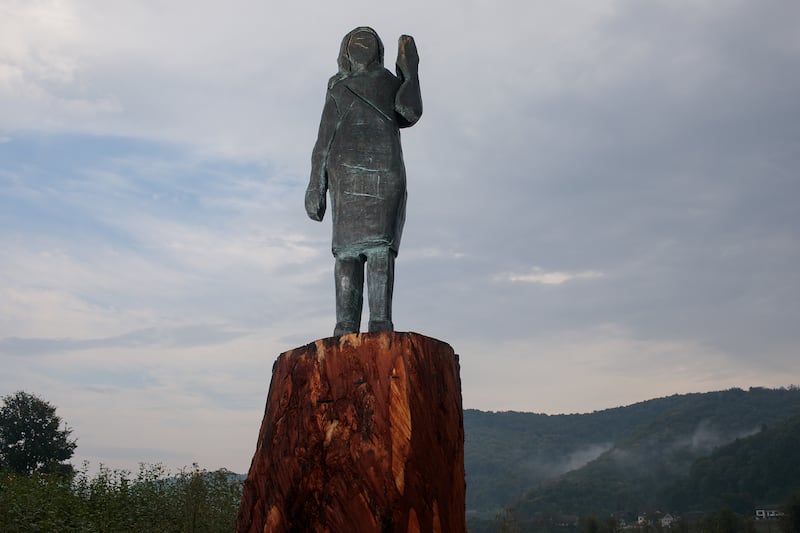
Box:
[396,35,419,81]
[394,34,422,127]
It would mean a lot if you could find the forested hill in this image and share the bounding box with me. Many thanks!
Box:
[665,412,800,514]
[464,386,800,520]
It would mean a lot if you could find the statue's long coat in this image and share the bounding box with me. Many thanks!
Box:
[314,69,406,256]
[306,29,422,257]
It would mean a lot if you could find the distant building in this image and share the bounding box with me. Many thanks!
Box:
[755,507,785,520]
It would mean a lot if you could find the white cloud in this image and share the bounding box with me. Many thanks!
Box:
[0,285,150,339]
[401,246,466,261]
[110,214,320,274]
[497,267,605,285]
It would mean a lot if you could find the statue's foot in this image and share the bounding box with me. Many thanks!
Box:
[368,319,394,333]
[334,322,359,336]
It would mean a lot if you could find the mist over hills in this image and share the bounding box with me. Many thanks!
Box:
[666,412,800,514]
[464,386,800,522]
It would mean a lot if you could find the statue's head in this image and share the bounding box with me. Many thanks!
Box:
[337,26,384,75]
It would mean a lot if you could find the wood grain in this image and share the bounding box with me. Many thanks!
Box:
[236,331,465,533]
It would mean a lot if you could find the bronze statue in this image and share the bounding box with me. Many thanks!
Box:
[305,27,422,336]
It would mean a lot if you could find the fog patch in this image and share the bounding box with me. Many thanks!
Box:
[680,420,761,453]
[522,442,613,479]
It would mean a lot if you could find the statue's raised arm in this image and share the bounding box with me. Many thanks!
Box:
[305,27,422,337]
[395,35,422,127]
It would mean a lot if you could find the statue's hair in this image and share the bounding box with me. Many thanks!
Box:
[329,26,384,89]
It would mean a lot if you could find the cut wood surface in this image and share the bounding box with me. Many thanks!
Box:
[236,331,466,533]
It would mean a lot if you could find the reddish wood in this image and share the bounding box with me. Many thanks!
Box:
[236,331,466,533]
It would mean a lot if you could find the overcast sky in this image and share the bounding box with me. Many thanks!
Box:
[2,0,798,474]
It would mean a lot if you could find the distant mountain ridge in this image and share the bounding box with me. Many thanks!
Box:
[464,386,800,523]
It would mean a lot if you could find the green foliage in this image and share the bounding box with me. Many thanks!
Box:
[581,515,619,533]
[0,470,77,531]
[495,509,523,533]
[0,391,77,476]
[0,462,243,532]
[690,508,749,533]
[583,515,601,533]
[782,492,800,533]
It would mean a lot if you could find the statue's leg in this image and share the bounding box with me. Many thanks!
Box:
[366,247,395,332]
[334,255,365,336]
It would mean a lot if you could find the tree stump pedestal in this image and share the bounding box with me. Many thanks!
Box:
[236,331,466,533]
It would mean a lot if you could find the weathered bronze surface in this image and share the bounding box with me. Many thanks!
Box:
[306,27,422,337]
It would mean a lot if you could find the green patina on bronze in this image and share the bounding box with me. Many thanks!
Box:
[305,27,422,336]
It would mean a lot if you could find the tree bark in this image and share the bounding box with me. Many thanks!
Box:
[236,331,466,533]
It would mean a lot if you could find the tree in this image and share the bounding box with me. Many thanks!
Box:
[494,509,522,533]
[782,491,800,533]
[0,391,77,475]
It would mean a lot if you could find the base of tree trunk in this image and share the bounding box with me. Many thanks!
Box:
[236,331,466,533]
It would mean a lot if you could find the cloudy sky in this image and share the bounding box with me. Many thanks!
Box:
[2,0,798,474]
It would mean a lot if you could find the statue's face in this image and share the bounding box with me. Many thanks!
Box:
[347,31,379,69]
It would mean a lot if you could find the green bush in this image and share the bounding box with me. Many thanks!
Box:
[0,462,243,532]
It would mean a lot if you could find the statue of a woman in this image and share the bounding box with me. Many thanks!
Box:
[305,27,422,336]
